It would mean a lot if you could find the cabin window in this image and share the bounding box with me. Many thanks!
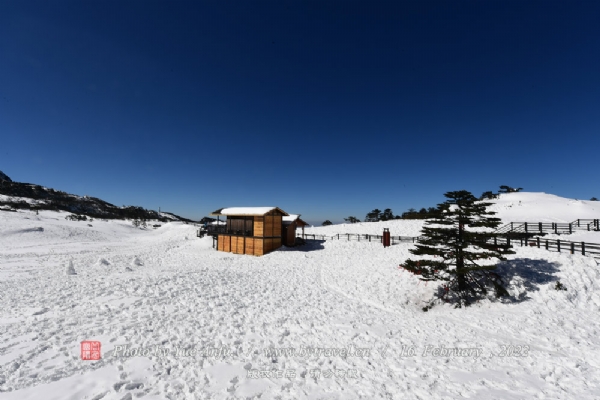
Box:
[226,216,254,235]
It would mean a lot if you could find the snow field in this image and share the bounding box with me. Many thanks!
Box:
[1,193,599,399]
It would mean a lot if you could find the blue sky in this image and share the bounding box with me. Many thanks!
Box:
[1,1,599,225]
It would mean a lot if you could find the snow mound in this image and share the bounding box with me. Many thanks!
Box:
[131,256,143,266]
[96,257,110,266]
[65,260,76,275]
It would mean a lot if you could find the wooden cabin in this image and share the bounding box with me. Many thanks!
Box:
[282,214,308,246]
[210,207,288,256]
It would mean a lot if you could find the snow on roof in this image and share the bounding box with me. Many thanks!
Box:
[211,207,289,216]
[282,214,300,222]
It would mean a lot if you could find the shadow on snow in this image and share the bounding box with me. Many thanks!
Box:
[495,258,561,303]
[279,240,326,253]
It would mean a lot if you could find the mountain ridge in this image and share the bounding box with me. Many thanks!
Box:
[0,177,193,222]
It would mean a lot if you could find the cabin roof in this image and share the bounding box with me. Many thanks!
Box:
[282,214,309,226]
[282,214,299,222]
[211,207,289,217]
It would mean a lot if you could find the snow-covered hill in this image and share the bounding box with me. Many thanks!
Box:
[487,192,600,223]
[0,178,193,222]
[303,192,599,237]
[1,194,600,399]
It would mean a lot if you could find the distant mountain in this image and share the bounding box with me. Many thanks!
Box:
[0,170,12,182]
[0,178,193,222]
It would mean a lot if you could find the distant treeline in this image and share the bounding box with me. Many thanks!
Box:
[335,185,525,224]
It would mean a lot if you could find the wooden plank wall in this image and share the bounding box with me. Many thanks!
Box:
[245,237,255,255]
[254,216,264,237]
[283,222,296,246]
[218,235,231,252]
[273,215,282,236]
[264,215,273,236]
[254,238,264,256]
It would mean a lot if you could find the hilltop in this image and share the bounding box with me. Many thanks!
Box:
[486,192,599,222]
[0,174,193,222]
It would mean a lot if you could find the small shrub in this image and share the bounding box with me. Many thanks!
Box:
[65,214,87,221]
[554,281,567,291]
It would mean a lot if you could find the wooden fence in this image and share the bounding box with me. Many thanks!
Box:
[496,219,600,235]
[300,233,600,259]
[301,233,424,245]
[495,236,600,258]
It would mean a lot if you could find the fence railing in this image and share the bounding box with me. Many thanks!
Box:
[300,232,600,259]
[490,235,600,258]
[495,220,600,235]
[572,219,600,231]
[301,233,424,245]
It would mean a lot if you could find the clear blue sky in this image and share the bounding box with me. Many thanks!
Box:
[1,1,599,225]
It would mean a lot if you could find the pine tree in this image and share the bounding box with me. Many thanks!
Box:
[365,209,382,222]
[402,190,515,309]
[322,220,333,226]
[381,208,394,221]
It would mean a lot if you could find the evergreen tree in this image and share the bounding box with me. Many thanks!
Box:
[381,208,394,221]
[344,216,360,223]
[365,209,382,222]
[402,190,515,309]
[322,220,333,226]
[591,197,598,201]
[480,191,495,200]
[498,185,522,194]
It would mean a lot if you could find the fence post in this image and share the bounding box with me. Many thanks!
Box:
[494,236,497,246]
[569,224,572,234]
[582,242,586,256]
[507,237,511,247]
[520,238,523,246]
[537,237,540,248]
[524,222,528,233]
[557,240,560,253]
[511,222,513,231]
[539,222,542,233]
[545,240,548,250]
[554,223,557,234]
[570,242,574,254]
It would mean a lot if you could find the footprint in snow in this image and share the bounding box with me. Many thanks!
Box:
[131,257,143,266]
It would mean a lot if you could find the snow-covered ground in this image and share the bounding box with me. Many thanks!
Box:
[1,193,600,399]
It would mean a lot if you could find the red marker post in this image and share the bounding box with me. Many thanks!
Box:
[383,228,390,248]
